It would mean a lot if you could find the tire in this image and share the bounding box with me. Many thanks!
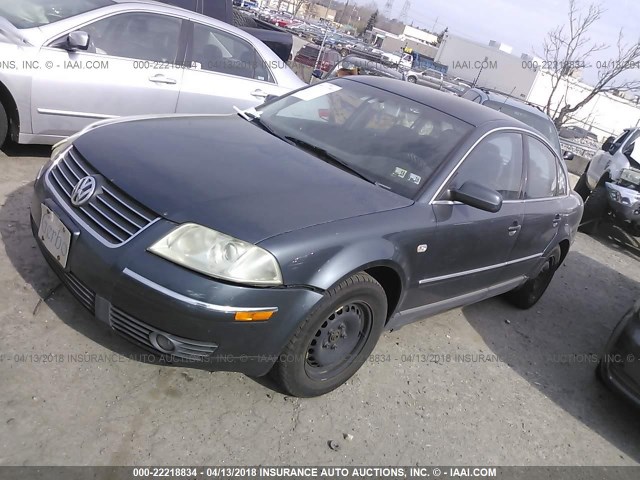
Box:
[579,185,608,235]
[573,170,590,201]
[340,48,349,57]
[232,9,258,28]
[504,246,561,309]
[407,76,417,84]
[271,272,387,397]
[0,101,8,150]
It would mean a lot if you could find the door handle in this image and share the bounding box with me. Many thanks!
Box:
[507,224,521,236]
[250,89,269,98]
[148,74,177,85]
[552,214,561,227]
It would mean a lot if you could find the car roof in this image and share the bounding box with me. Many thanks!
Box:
[346,76,531,129]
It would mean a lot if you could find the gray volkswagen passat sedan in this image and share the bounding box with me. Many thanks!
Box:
[31,77,583,397]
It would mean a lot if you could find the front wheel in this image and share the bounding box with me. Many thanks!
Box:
[579,185,609,235]
[573,170,590,201]
[407,76,417,84]
[504,246,561,309]
[271,272,387,397]
[0,101,8,150]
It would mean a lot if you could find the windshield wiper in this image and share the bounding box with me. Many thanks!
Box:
[237,110,294,146]
[285,136,381,186]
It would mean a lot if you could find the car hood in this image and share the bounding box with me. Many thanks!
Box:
[73,115,413,244]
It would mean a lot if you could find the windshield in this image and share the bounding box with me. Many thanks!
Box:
[0,0,114,28]
[257,79,473,198]
[484,100,561,154]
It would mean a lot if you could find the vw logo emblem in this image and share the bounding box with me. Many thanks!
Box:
[70,176,96,206]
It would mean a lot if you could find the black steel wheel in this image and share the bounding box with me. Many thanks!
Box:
[271,272,387,397]
[504,246,561,309]
[573,169,590,201]
[579,185,609,235]
[0,101,7,150]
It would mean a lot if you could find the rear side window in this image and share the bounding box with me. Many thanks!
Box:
[525,136,558,199]
[556,159,567,196]
[191,23,274,82]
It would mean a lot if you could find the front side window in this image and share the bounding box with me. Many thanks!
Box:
[0,0,114,28]
[556,158,568,196]
[525,136,558,199]
[257,80,473,198]
[78,13,182,62]
[191,23,273,82]
[445,132,524,201]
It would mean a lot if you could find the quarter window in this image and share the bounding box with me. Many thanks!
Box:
[446,132,524,201]
[79,13,182,62]
[191,23,274,82]
[525,136,558,199]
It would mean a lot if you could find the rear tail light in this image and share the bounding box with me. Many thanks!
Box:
[318,109,330,120]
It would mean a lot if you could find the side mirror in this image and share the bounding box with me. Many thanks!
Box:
[52,31,90,51]
[450,181,503,213]
[563,150,575,160]
[602,135,615,152]
[311,69,324,79]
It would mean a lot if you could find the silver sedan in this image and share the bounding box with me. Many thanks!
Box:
[0,0,304,146]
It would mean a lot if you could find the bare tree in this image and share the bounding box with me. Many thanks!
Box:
[540,0,640,128]
[291,0,311,17]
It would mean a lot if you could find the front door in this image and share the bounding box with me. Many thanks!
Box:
[406,131,526,309]
[31,12,185,138]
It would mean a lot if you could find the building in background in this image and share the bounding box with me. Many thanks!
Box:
[433,33,640,139]
[435,32,538,99]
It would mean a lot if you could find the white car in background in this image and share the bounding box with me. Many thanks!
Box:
[0,0,304,147]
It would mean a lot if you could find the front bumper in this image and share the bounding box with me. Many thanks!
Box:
[31,170,323,377]
[605,182,640,225]
[599,300,640,409]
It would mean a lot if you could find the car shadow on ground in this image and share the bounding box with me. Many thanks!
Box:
[0,182,284,392]
[590,222,640,262]
[0,142,51,158]
[463,250,640,462]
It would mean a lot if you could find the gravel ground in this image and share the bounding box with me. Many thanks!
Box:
[1,145,640,466]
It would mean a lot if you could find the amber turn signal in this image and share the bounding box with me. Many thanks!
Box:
[234,311,275,321]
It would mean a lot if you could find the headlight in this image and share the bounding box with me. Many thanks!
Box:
[148,224,282,286]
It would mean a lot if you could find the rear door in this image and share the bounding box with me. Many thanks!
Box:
[505,135,564,277]
[31,12,186,137]
[176,21,288,113]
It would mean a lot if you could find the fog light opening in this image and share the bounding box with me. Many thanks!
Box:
[150,331,176,353]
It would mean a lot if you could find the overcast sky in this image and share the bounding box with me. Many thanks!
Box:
[354,0,640,84]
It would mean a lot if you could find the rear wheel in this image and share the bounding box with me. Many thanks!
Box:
[407,76,417,84]
[579,185,608,235]
[340,48,349,57]
[271,272,387,397]
[0,101,8,150]
[504,246,561,309]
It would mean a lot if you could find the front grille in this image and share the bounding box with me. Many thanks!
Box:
[48,147,157,245]
[110,306,218,361]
